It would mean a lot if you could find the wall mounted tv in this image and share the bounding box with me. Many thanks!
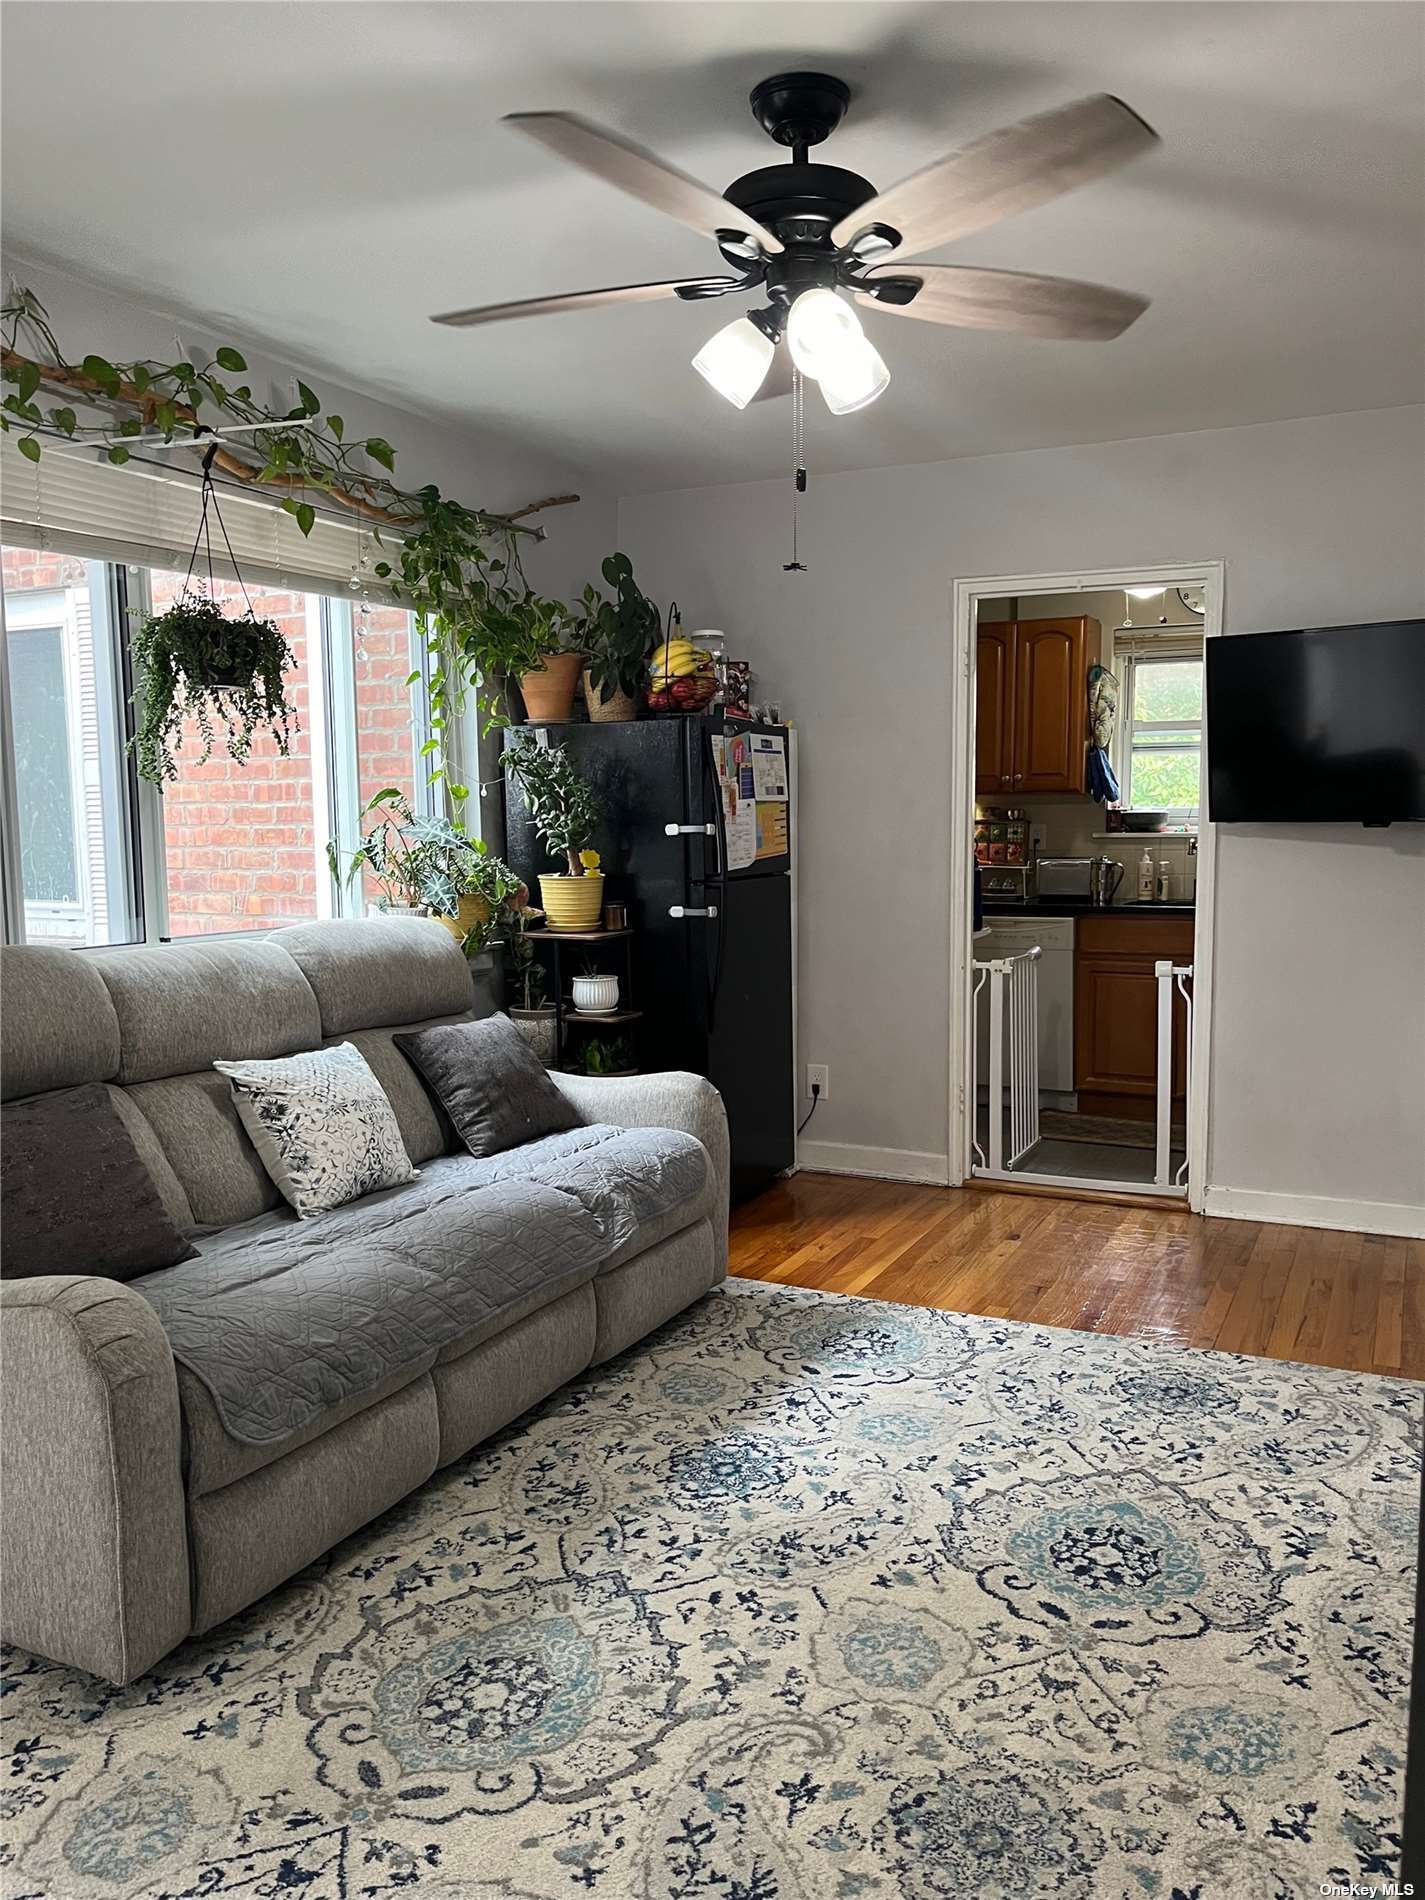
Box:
[1205,620,1425,824]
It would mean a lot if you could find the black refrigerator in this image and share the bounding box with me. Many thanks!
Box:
[502,715,794,1205]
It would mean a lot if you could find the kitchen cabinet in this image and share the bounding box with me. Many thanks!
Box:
[975,616,1101,797]
[1074,912,1194,1118]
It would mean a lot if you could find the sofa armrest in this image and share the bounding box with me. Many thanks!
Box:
[0,1276,190,1684]
[552,1070,730,1267]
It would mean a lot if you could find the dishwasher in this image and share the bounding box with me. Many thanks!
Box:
[974,914,1075,1107]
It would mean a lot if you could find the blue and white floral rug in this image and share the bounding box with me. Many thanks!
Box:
[3,1280,1419,1899]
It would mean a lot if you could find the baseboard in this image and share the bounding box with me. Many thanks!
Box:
[797,1141,952,1186]
[1203,1184,1425,1239]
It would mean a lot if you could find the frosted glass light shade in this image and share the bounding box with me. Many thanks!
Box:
[785,287,863,378]
[816,335,891,414]
[692,316,774,408]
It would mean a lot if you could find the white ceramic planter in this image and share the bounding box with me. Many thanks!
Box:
[571,973,620,1015]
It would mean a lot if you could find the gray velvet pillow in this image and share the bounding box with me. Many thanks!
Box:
[1,1083,198,1281]
[394,1014,580,1158]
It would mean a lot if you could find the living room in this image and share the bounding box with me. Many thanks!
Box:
[2,3,1423,1895]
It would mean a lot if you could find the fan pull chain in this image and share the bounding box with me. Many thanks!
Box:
[783,366,807,572]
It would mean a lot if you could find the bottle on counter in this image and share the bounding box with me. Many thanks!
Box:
[1156,861,1172,902]
[1137,848,1155,902]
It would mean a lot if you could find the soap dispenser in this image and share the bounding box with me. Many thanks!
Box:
[1137,848,1155,902]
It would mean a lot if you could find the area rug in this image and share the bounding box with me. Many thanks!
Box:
[2,1280,1418,1900]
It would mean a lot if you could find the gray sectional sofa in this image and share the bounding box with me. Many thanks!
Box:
[0,919,728,1685]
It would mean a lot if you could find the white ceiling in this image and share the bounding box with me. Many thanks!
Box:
[4,1,1423,493]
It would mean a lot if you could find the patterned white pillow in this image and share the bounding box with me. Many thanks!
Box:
[214,1042,417,1218]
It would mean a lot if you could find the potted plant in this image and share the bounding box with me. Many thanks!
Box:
[503,732,604,930]
[503,907,557,1063]
[576,553,660,723]
[571,958,620,1015]
[330,789,523,949]
[130,589,296,784]
[571,1032,636,1077]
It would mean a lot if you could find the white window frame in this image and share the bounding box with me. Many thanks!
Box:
[2,540,435,945]
[1113,639,1205,822]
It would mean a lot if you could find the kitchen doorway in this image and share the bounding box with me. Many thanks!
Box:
[947,563,1224,1204]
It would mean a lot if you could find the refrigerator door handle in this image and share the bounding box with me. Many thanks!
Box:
[664,822,718,836]
[669,905,719,919]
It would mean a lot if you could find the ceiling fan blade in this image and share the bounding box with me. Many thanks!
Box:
[506,111,783,255]
[431,278,736,328]
[749,350,794,402]
[854,265,1150,340]
[833,93,1157,259]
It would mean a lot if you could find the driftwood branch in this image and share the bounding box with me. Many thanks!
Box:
[1,347,579,536]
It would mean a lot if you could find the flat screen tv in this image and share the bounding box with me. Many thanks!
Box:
[1206,620,1425,824]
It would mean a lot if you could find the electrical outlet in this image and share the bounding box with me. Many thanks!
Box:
[1029,822,1047,855]
[806,1064,830,1101]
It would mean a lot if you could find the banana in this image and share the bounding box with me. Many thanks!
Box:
[654,649,714,680]
[649,639,696,671]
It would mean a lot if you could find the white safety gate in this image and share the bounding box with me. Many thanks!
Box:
[973,948,1193,1192]
[971,947,1041,1172]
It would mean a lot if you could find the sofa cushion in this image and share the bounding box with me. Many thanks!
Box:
[326,1017,472,1165]
[0,946,121,1101]
[1,1083,198,1281]
[215,1042,418,1218]
[134,1123,710,1451]
[395,1014,580,1157]
[90,939,321,1085]
[275,918,475,1036]
[126,1070,283,1229]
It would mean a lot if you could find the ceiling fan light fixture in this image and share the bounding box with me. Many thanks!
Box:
[816,334,891,414]
[1126,585,1167,600]
[692,314,775,408]
[785,287,865,379]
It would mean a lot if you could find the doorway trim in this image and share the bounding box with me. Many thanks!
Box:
[948,560,1225,1211]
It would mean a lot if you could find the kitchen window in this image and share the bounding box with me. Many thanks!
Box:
[1,540,441,945]
[1115,643,1204,818]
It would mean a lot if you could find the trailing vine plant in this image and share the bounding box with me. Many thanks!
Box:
[1,288,581,790]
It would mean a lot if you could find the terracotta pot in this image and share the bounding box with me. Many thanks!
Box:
[434,892,492,942]
[538,871,604,932]
[582,666,638,723]
[519,652,582,723]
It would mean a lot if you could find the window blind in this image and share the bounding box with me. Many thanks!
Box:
[0,433,400,603]
[1111,628,1205,661]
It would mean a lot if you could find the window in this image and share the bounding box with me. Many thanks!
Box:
[1,540,439,945]
[2,547,139,945]
[1117,648,1204,816]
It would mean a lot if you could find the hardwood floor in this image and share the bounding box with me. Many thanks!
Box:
[729,1173,1425,1379]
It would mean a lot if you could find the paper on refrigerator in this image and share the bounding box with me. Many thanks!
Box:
[711,734,756,870]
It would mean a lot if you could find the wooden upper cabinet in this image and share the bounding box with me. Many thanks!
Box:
[1013,617,1100,793]
[975,623,1016,795]
[974,616,1101,797]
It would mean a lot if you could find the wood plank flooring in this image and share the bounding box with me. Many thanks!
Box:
[729,1174,1424,1379]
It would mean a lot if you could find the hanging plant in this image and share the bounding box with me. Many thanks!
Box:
[128,446,297,783]
[0,288,581,792]
[131,592,293,784]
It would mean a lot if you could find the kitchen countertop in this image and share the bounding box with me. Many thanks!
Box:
[980,898,1196,918]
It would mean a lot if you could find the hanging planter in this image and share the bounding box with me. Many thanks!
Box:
[129,447,298,784]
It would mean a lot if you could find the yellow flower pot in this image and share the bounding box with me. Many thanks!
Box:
[538,871,604,932]
[434,892,492,942]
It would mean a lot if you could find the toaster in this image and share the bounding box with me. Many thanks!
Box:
[1035,857,1095,900]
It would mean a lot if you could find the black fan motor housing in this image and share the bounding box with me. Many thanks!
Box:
[723,161,876,245]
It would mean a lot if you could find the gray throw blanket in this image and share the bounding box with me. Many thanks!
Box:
[136,1124,708,1445]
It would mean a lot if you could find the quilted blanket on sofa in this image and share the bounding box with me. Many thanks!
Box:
[135,1124,708,1445]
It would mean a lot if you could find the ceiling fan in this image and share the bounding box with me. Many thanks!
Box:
[432,72,1158,415]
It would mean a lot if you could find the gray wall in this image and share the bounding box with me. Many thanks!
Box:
[619,404,1425,1228]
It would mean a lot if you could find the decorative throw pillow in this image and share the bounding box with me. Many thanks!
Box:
[395,1014,580,1159]
[214,1042,417,1218]
[1,1083,198,1281]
